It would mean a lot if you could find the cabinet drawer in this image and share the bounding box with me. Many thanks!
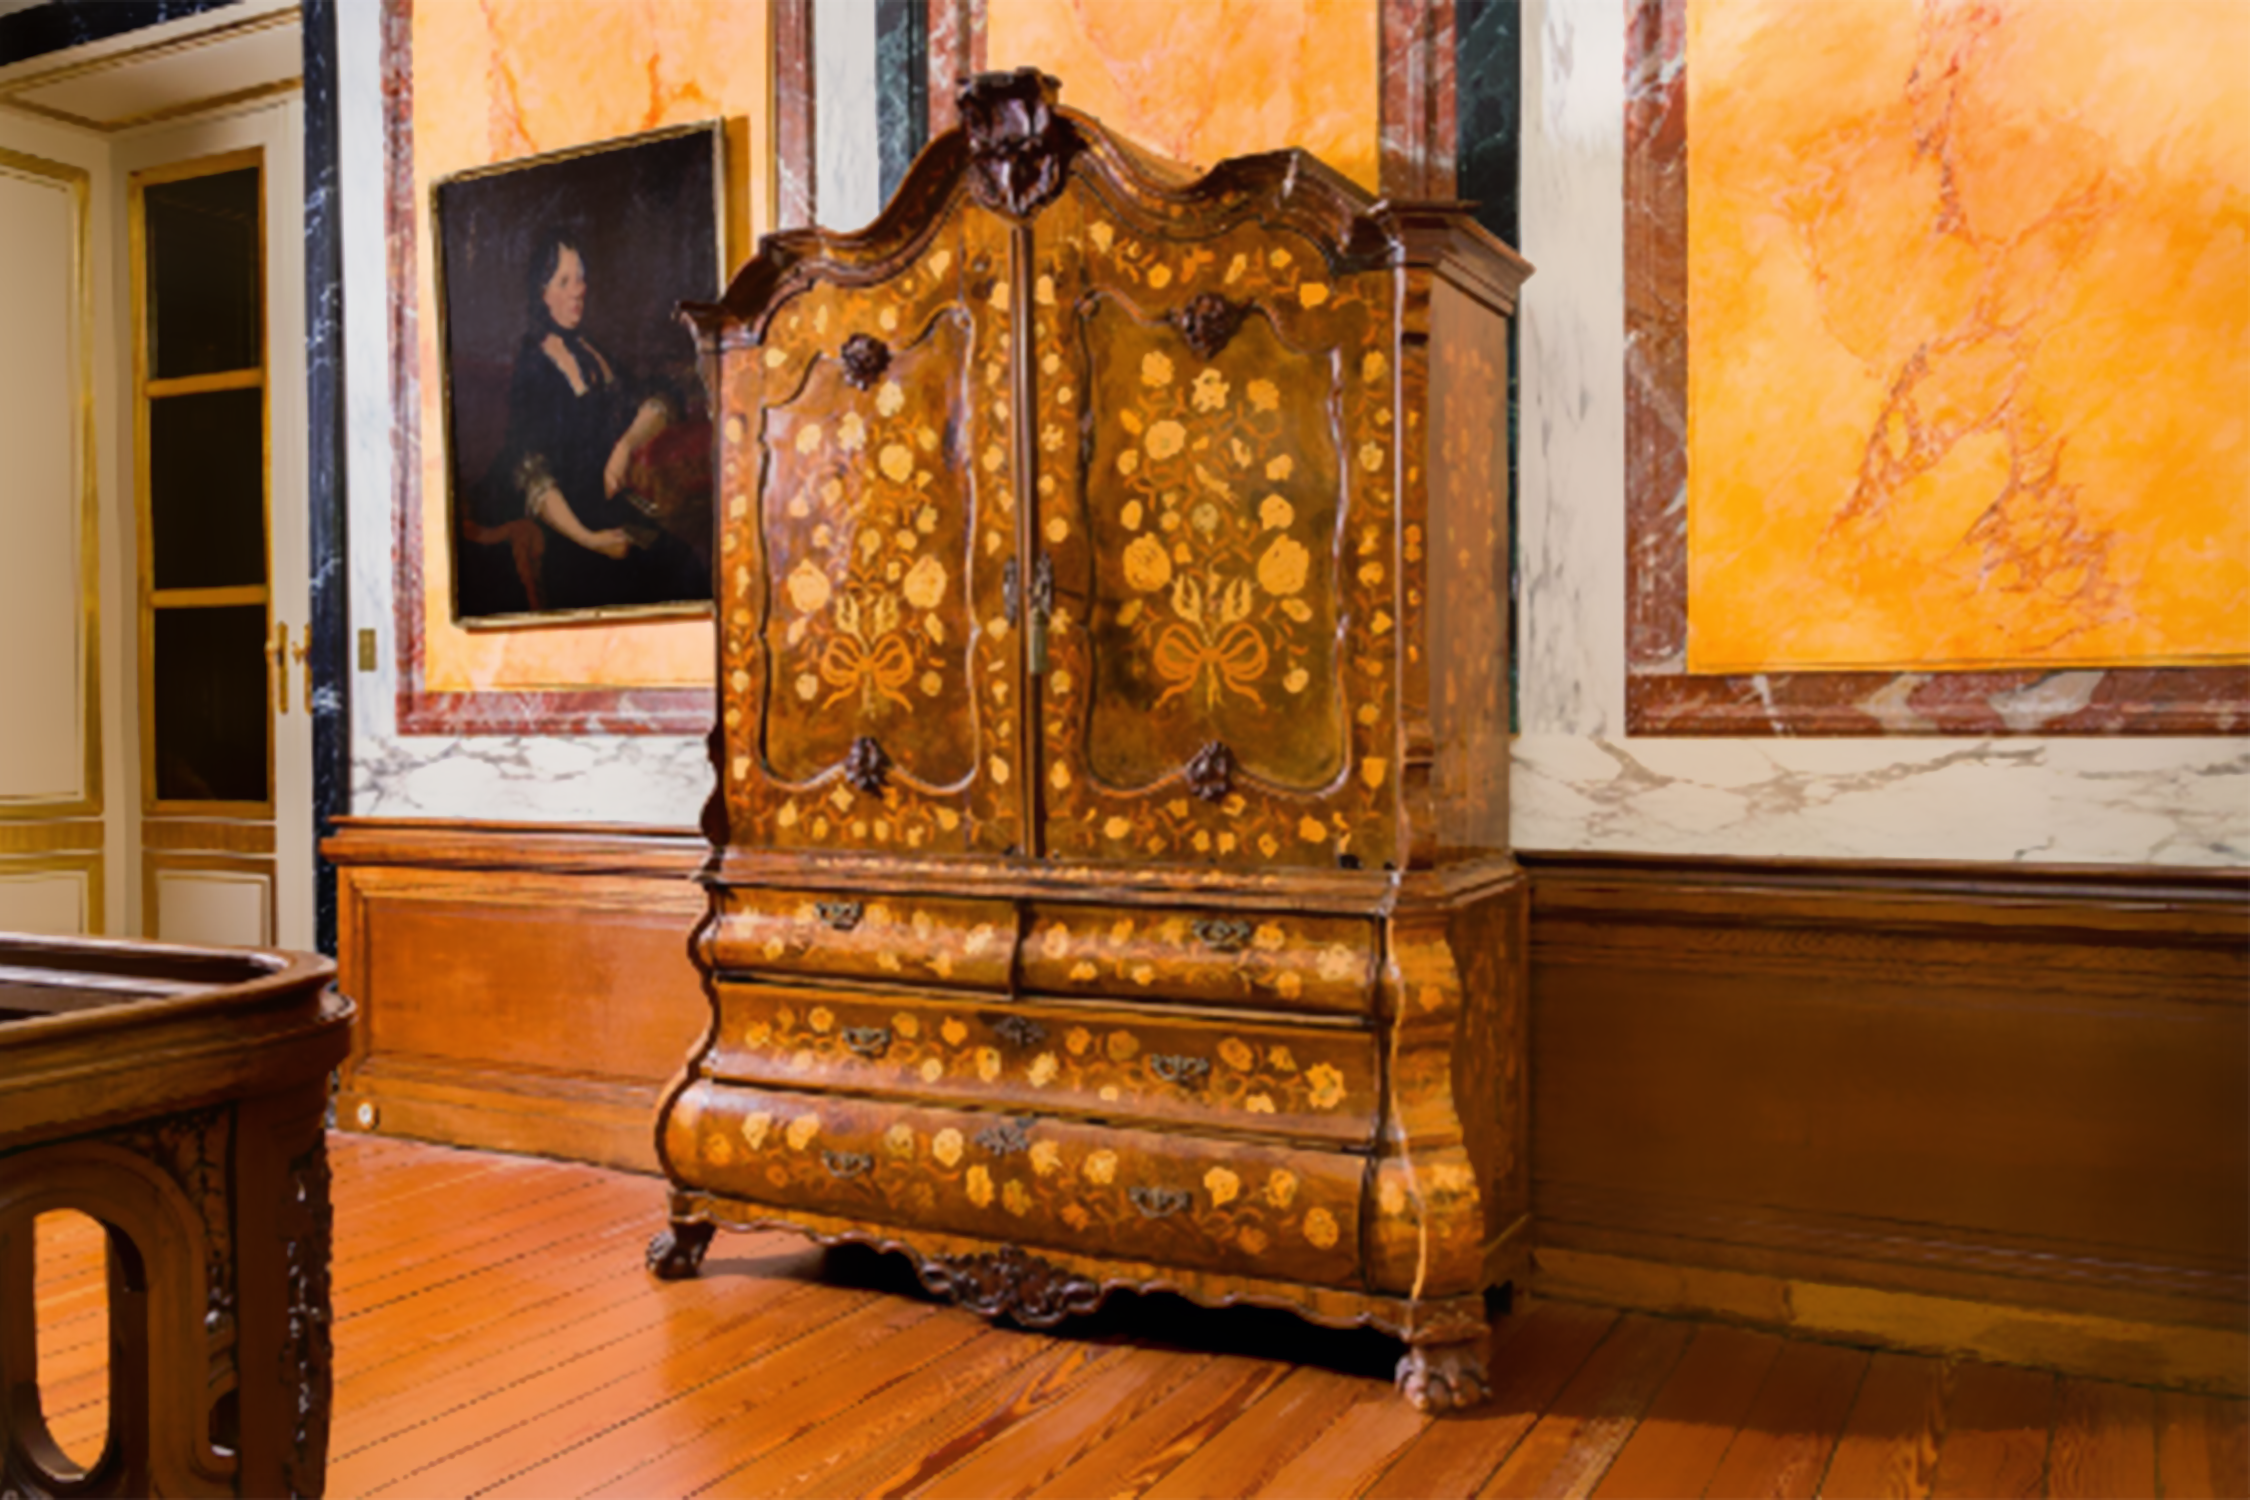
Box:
[707,984,1377,1148]
[707,887,1015,990]
[667,1079,1365,1285]
[1020,905,1376,1018]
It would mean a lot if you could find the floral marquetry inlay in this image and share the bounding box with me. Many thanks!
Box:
[1033,181,1401,870]
[720,202,1023,855]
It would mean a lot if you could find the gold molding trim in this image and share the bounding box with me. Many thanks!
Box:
[0,147,101,825]
[141,818,278,855]
[0,820,104,855]
[1,79,305,137]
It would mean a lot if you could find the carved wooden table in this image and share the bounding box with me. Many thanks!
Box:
[0,933,349,1498]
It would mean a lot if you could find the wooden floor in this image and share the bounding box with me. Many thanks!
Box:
[25,1135,2248,1498]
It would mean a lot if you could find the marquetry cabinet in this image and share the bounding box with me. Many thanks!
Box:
[652,70,1532,1410]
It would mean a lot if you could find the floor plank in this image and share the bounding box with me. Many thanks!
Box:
[2048,1377,2158,1500]
[1817,1352,1953,1500]
[1705,1339,1870,1500]
[2157,1390,2250,1500]
[29,1136,2237,1500]
[1022,1352,1294,1500]
[1478,1313,1698,1498]
[1593,1322,1784,1499]
[1137,1364,1372,1499]
[1930,1362,2055,1500]
[1365,1301,1619,1500]
[911,1345,1214,1500]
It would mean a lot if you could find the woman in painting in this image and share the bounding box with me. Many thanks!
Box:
[478,228,706,613]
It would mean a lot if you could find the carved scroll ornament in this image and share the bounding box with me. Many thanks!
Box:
[960,69,1079,220]
[916,1244,1103,1328]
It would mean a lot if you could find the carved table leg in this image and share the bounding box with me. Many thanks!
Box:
[1396,1333,1491,1413]
[646,1220,716,1280]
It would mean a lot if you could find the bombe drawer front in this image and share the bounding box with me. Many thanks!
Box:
[1019,905,1378,1018]
[666,1079,1365,1285]
[707,887,1016,990]
[706,984,1377,1148]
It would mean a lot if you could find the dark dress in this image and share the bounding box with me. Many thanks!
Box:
[482,332,705,613]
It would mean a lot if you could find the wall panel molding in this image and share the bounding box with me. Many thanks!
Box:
[327,816,709,1172]
[1522,849,2249,1384]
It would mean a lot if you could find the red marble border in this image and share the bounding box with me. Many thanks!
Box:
[926,0,986,138]
[775,0,816,230]
[379,0,737,737]
[1379,0,1457,198]
[1623,0,2247,737]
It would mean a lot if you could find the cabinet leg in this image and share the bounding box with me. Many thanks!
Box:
[646,1220,716,1280]
[1395,1333,1490,1413]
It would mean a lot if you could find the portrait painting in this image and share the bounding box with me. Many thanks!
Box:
[434,124,722,624]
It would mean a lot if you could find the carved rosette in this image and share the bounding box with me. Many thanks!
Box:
[917,1244,1103,1328]
[1173,293,1249,360]
[959,69,1079,220]
[1184,740,1237,803]
[839,333,890,391]
[843,736,891,795]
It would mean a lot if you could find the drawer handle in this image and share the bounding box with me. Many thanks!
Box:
[990,1014,1047,1049]
[1147,1053,1211,1088]
[974,1118,1034,1156]
[815,900,864,932]
[1128,1186,1192,1219]
[822,1150,875,1179]
[842,1026,892,1059]
[1193,917,1254,953]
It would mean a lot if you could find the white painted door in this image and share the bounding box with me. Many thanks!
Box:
[119,98,312,951]
[0,117,116,936]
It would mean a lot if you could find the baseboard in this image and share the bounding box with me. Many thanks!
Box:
[1533,1246,2249,1396]
[327,817,709,1174]
[1518,851,2249,1387]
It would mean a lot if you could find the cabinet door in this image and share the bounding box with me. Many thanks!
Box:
[718,203,1024,856]
[1030,182,1401,869]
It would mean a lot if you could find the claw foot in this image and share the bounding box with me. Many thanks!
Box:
[646,1220,716,1280]
[1396,1337,1490,1413]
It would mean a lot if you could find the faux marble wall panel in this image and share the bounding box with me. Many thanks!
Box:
[1687,0,2249,674]
[984,0,1381,193]
[405,0,768,697]
[343,0,709,822]
[1515,0,2247,866]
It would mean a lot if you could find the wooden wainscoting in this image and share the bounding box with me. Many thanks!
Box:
[326,818,710,1172]
[1520,852,2250,1393]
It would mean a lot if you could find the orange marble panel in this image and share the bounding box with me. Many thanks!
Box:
[411,0,772,692]
[1687,0,2249,672]
[985,0,1380,194]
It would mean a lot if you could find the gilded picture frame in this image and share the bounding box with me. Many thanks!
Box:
[432,122,723,627]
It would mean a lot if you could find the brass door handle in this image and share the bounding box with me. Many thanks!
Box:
[265,621,290,715]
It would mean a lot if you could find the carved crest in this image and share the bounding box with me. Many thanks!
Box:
[839,333,890,390]
[959,69,1078,220]
[1174,294,1249,360]
[1184,740,1237,803]
[917,1244,1103,1328]
[843,736,891,795]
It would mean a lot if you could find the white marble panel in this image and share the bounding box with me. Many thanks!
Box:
[1512,0,2249,868]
